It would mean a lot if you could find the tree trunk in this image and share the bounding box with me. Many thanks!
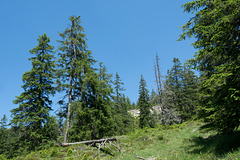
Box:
[64,68,73,143]
[64,40,76,143]
[154,53,164,124]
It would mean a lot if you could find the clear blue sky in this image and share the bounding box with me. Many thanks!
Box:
[0,0,196,120]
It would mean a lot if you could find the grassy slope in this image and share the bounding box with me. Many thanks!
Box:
[11,121,240,160]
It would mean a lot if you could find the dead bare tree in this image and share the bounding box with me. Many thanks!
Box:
[154,53,164,124]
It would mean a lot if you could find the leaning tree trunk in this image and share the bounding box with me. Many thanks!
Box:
[64,67,73,143]
[154,53,164,124]
[64,38,77,143]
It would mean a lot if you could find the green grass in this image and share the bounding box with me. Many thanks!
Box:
[11,120,240,160]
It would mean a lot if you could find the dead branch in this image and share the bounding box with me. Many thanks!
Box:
[62,137,121,154]
[62,137,117,146]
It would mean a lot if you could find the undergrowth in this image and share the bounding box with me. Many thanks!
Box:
[10,120,240,160]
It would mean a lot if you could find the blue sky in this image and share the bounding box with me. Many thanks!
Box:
[0,0,196,120]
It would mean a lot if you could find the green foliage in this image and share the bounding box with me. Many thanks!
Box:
[50,147,60,157]
[66,157,76,160]
[10,33,57,155]
[180,0,240,132]
[165,57,199,122]
[0,155,6,160]
[1,10,239,159]
[68,63,115,141]
[113,72,126,106]
[11,120,240,160]
[138,75,153,128]
[25,152,38,159]
[67,148,74,157]
[57,16,116,142]
[57,15,94,109]
[117,121,240,159]
[111,72,135,135]
[150,89,159,106]
[39,150,48,158]
[81,154,90,160]
[0,115,8,156]
[57,15,95,142]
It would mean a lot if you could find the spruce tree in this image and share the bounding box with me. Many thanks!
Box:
[57,15,95,142]
[112,73,134,135]
[58,16,116,142]
[181,66,199,120]
[165,58,199,122]
[113,72,125,109]
[0,115,8,155]
[162,82,181,125]
[11,33,57,150]
[138,75,151,128]
[150,89,158,106]
[166,58,183,117]
[68,63,114,141]
[180,0,240,132]
[94,63,114,138]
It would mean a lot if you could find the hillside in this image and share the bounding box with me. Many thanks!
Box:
[8,120,240,160]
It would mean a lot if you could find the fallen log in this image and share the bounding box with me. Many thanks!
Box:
[61,137,117,146]
[61,137,122,154]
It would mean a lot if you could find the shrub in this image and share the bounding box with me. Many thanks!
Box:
[50,147,60,157]
[0,155,6,160]
[67,148,74,157]
[39,149,48,158]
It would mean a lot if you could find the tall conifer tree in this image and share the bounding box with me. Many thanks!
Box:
[11,33,57,150]
[166,58,199,122]
[113,72,125,109]
[180,0,240,132]
[166,58,183,115]
[58,16,115,141]
[112,72,134,135]
[181,66,199,120]
[68,62,114,141]
[57,16,94,142]
[0,115,8,155]
[138,75,151,128]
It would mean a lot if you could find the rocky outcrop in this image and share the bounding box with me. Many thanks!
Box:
[128,105,162,118]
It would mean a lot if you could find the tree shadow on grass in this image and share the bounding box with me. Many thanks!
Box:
[185,126,240,158]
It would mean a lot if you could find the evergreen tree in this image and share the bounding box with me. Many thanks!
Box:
[125,96,133,110]
[11,33,57,151]
[68,62,114,141]
[94,63,115,138]
[132,102,136,109]
[113,72,125,109]
[138,75,152,128]
[181,66,199,120]
[57,15,95,142]
[165,58,199,122]
[166,58,183,117]
[180,0,240,132]
[150,89,159,106]
[112,73,134,135]
[0,115,8,155]
[58,16,117,142]
[162,82,181,125]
